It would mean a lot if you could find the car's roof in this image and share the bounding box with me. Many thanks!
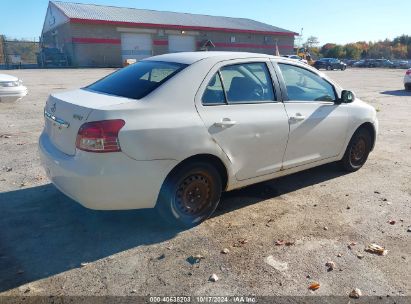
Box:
[145,51,276,65]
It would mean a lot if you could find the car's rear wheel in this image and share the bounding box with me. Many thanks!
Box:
[405,84,411,91]
[156,162,222,227]
[340,128,372,172]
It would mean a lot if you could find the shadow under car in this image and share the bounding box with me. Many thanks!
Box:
[0,162,347,292]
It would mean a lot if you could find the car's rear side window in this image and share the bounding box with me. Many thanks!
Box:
[220,63,275,103]
[86,61,188,100]
[202,62,276,105]
[202,73,226,105]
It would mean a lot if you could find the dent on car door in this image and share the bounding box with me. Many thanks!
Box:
[274,62,349,169]
[196,60,290,180]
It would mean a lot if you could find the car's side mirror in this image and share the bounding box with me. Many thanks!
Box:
[340,90,355,103]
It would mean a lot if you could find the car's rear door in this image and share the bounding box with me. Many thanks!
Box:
[272,60,350,169]
[195,59,289,181]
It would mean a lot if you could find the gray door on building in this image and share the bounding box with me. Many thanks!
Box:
[168,35,196,53]
[121,33,152,62]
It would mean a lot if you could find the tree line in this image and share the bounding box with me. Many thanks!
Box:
[304,35,411,60]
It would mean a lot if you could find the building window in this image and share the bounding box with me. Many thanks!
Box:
[264,36,269,43]
[230,36,236,43]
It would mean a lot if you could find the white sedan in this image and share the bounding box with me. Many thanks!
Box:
[405,69,411,90]
[282,54,308,64]
[39,52,378,227]
[0,74,27,102]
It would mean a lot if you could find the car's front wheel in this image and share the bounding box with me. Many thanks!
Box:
[340,128,372,172]
[156,162,222,227]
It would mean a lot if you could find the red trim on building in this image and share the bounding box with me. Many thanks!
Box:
[72,37,293,50]
[153,40,168,46]
[72,37,120,44]
[72,38,169,46]
[70,18,298,36]
[213,42,293,49]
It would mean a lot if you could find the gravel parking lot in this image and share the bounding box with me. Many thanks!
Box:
[0,68,410,299]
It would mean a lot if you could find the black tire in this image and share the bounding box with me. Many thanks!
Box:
[341,66,346,71]
[405,84,411,91]
[155,161,222,227]
[340,128,372,172]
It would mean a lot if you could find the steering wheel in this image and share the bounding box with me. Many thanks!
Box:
[297,75,307,87]
[314,95,334,102]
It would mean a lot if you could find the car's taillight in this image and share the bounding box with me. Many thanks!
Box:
[406,70,411,75]
[76,120,125,153]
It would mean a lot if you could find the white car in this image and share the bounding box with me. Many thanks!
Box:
[282,55,308,64]
[0,74,28,102]
[39,52,378,226]
[404,69,411,90]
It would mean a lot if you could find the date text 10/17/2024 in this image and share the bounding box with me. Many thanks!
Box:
[149,296,256,303]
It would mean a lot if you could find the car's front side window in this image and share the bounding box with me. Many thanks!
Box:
[278,63,336,102]
[219,63,276,104]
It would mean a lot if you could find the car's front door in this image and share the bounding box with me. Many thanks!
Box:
[273,61,349,169]
[195,60,290,181]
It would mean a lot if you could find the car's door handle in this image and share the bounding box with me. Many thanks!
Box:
[289,114,306,122]
[214,118,237,127]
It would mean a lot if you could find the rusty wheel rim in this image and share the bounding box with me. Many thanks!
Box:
[175,173,212,216]
[350,136,367,166]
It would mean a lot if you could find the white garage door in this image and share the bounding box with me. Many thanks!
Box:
[168,35,196,53]
[121,33,152,61]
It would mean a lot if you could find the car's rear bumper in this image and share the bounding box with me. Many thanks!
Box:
[0,86,27,102]
[39,132,177,210]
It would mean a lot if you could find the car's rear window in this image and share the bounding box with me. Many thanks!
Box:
[85,61,188,100]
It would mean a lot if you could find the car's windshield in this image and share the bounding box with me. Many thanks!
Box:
[85,61,188,100]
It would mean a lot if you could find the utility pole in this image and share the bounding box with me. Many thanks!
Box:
[1,35,9,68]
[0,35,5,65]
[295,28,304,49]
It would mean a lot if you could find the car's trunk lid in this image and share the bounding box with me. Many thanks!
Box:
[44,89,131,155]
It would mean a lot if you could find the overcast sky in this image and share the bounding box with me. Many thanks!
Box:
[0,0,410,44]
